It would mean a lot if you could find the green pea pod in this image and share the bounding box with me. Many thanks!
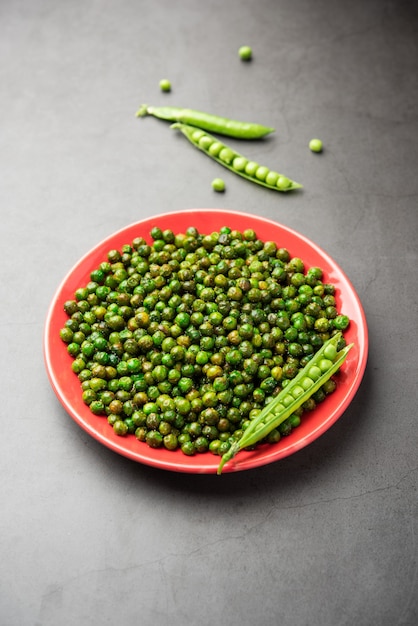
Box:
[217,333,353,474]
[136,104,275,139]
[171,123,302,192]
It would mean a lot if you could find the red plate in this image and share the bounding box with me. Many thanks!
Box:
[44,209,368,473]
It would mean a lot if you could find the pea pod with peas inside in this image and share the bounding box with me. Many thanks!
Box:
[136,104,275,139]
[217,332,353,474]
[171,123,302,192]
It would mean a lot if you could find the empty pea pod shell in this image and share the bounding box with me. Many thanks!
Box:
[136,104,275,139]
[171,122,302,192]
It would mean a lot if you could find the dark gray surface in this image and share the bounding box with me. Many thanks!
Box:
[1,0,417,625]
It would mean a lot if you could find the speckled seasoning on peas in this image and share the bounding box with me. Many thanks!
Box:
[59,226,350,459]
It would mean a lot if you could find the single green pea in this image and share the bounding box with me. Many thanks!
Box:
[277,420,292,436]
[323,379,337,395]
[163,433,178,450]
[219,148,234,164]
[255,166,269,181]
[282,395,294,407]
[71,358,86,374]
[309,138,323,153]
[146,430,163,448]
[245,161,259,176]
[308,365,322,380]
[277,176,291,190]
[113,420,128,435]
[288,414,301,428]
[301,377,314,390]
[67,342,80,356]
[319,358,333,373]
[60,327,74,343]
[199,135,213,150]
[239,45,252,61]
[159,79,171,92]
[212,178,226,192]
[291,385,305,398]
[266,429,281,444]
[333,315,350,330]
[192,129,206,142]
[194,436,209,453]
[323,343,337,361]
[232,157,248,172]
[265,171,279,186]
[208,142,223,157]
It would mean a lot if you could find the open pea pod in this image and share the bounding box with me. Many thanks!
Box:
[171,123,302,192]
[217,333,353,474]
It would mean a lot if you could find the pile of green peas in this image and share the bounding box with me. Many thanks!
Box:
[59,226,349,457]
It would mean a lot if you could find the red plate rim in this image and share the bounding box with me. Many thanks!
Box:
[44,209,368,474]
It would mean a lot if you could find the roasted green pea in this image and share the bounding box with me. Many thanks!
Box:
[146,430,163,448]
[113,420,128,435]
[333,315,350,330]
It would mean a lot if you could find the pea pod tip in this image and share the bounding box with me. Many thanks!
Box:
[217,442,240,475]
[135,104,150,117]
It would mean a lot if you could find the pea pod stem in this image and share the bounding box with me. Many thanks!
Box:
[217,334,353,474]
[136,104,275,139]
[172,122,302,192]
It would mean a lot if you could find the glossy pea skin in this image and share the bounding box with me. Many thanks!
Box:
[212,178,226,192]
[159,79,171,92]
[309,138,323,153]
[238,45,252,61]
[60,225,349,458]
[333,315,350,330]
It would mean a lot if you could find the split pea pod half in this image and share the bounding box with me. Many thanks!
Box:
[171,123,302,192]
[136,104,275,139]
[217,333,353,474]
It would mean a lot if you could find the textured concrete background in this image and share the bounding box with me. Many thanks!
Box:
[1,1,417,624]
